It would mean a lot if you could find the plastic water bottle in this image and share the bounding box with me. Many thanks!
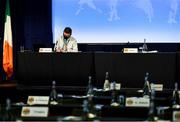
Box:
[50,80,58,105]
[142,38,148,53]
[87,76,93,97]
[147,89,158,121]
[143,72,151,98]
[103,72,110,91]
[3,98,14,121]
[172,82,180,108]
[111,81,119,107]
[172,82,180,121]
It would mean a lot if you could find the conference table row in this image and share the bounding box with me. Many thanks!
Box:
[16,52,180,89]
[0,85,175,121]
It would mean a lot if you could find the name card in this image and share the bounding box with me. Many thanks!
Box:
[173,111,180,121]
[151,84,163,91]
[39,48,52,53]
[126,97,150,107]
[123,48,138,53]
[21,107,49,117]
[27,96,49,105]
[110,83,121,90]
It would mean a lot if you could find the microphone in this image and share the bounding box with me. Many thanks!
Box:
[54,41,58,51]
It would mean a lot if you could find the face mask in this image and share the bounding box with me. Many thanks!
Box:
[63,33,71,40]
[63,35,68,40]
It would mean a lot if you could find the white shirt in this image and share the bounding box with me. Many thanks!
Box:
[54,36,78,52]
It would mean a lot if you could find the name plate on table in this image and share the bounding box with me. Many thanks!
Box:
[39,48,52,53]
[27,96,49,105]
[173,111,180,121]
[110,83,121,90]
[151,84,163,91]
[123,48,138,53]
[21,107,49,117]
[126,97,150,107]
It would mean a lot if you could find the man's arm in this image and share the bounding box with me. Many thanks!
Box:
[72,41,78,52]
[54,36,64,52]
[68,37,78,52]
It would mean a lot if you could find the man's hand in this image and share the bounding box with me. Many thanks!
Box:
[56,47,67,53]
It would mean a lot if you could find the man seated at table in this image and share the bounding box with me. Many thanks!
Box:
[54,27,78,52]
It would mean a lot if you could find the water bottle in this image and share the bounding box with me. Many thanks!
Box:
[82,99,96,120]
[172,83,180,121]
[172,82,180,109]
[147,90,158,121]
[87,76,93,97]
[103,72,110,91]
[3,98,14,121]
[118,95,125,107]
[82,100,89,120]
[142,38,148,52]
[50,80,58,105]
[111,81,119,106]
[143,72,151,98]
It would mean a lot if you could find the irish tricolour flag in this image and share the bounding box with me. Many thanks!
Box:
[3,0,13,78]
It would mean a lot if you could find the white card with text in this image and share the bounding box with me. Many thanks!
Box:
[27,96,49,105]
[21,107,49,117]
[126,97,150,107]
